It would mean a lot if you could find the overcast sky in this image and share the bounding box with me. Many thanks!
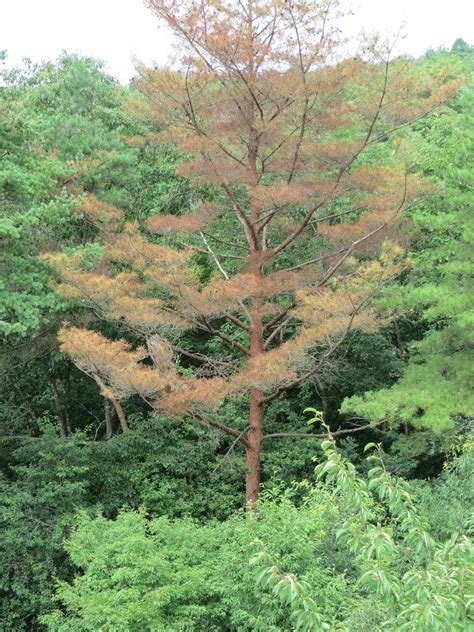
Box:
[1,0,473,83]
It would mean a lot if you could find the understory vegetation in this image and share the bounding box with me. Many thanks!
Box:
[0,2,473,629]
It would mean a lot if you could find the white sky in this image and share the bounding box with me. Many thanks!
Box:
[1,0,473,84]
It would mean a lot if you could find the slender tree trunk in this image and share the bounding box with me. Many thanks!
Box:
[393,318,406,359]
[245,13,265,506]
[315,378,330,424]
[50,377,68,438]
[82,219,90,245]
[108,395,128,433]
[104,398,113,439]
[245,387,264,505]
[245,286,265,506]
[64,375,72,435]
[65,410,72,436]
[93,374,129,433]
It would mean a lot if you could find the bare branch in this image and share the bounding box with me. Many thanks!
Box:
[212,426,251,471]
[263,420,385,440]
[200,230,230,279]
[202,231,248,251]
[263,315,292,349]
[172,345,234,368]
[262,289,375,403]
[280,246,348,273]
[200,315,251,356]
[193,414,250,447]
[263,301,297,331]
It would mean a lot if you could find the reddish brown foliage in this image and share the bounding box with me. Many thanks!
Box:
[49,0,461,503]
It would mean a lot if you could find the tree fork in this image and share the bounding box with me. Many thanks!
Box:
[93,374,128,433]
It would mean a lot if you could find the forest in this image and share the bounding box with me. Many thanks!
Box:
[0,0,473,630]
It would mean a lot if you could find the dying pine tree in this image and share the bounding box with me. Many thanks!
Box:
[46,0,461,503]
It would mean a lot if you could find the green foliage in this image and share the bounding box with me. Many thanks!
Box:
[1,41,473,632]
[252,436,473,631]
[249,547,331,631]
[413,440,474,539]
[24,56,129,160]
[0,53,128,338]
[0,416,245,629]
[91,416,244,519]
[216,487,351,630]
[0,84,72,335]
[320,438,473,629]
[342,49,474,431]
[40,437,473,631]
[43,511,223,632]
[0,436,90,631]
[41,486,348,631]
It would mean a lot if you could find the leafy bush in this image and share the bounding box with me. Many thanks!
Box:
[0,417,243,630]
[42,436,473,631]
[252,430,473,631]
[413,439,474,539]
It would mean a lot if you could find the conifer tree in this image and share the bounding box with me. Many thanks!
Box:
[47,0,460,503]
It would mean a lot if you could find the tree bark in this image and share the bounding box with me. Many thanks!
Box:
[245,256,265,506]
[50,377,69,438]
[107,392,128,433]
[104,398,114,439]
[244,47,266,505]
[245,387,264,506]
[93,374,129,433]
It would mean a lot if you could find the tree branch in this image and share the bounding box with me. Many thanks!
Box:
[212,425,251,471]
[201,315,251,356]
[202,231,248,251]
[199,230,230,279]
[262,290,375,404]
[280,246,348,273]
[264,302,297,331]
[263,420,385,440]
[193,414,250,447]
[172,345,234,368]
[263,316,292,349]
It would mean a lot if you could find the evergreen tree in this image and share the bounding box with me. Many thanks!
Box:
[48,0,460,503]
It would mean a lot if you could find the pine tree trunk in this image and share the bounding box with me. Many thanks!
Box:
[246,281,264,506]
[245,387,264,506]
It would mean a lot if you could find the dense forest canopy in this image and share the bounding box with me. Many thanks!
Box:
[0,1,472,629]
